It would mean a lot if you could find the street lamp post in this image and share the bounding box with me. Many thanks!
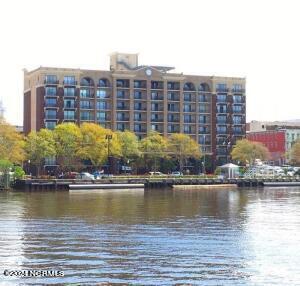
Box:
[106,134,112,174]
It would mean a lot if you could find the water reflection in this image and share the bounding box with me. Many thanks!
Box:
[0,188,299,285]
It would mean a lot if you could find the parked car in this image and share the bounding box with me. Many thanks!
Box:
[92,170,104,179]
[76,172,95,180]
[171,171,183,176]
[58,172,78,179]
[149,171,165,176]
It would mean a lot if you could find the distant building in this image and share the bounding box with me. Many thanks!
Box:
[247,120,300,132]
[246,130,286,165]
[247,123,300,164]
[23,52,246,167]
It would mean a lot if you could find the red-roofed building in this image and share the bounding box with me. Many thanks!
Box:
[246,130,286,165]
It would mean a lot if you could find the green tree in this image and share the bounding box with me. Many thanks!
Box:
[231,139,270,165]
[117,130,140,161]
[24,129,56,176]
[290,139,300,164]
[0,159,13,173]
[168,133,202,172]
[53,123,82,171]
[140,131,168,171]
[0,118,25,164]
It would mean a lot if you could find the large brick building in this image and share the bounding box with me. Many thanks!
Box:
[23,53,246,166]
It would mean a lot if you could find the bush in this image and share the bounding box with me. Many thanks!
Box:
[13,166,25,179]
[214,167,221,175]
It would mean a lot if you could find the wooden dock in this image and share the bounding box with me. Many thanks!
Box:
[9,177,300,192]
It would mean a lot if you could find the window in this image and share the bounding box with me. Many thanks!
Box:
[217,126,227,134]
[134,91,142,99]
[64,99,75,108]
[64,110,75,120]
[45,109,56,119]
[151,124,159,131]
[97,112,106,121]
[216,83,227,92]
[117,123,126,131]
[134,124,142,132]
[99,78,110,87]
[117,90,125,98]
[134,80,146,89]
[232,105,243,113]
[184,125,192,134]
[96,101,108,110]
[45,87,57,96]
[184,114,192,123]
[199,115,209,124]
[168,103,179,112]
[199,105,209,113]
[217,115,227,124]
[217,104,227,113]
[117,112,128,121]
[199,126,209,134]
[233,126,243,134]
[233,115,242,124]
[232,84,243,92]
[167,82,180,90]
[116,79,130,88]
[151,103,159,111]
[199,94,209,102]
[45,121,56,129]
[217,94,227,102]
[45,75,57,84]
[184,93,192,101]
[151,81,163,89]
[96,90,108,99]
[64,87,75,97]
[168,92,179,101]
[64,76,76,85]
[80,89,91,98]
[80,100,93,109]
[117,101,126,110]
[183,104,192,112]
[134,113,142,121]
[80,111,94,121]
[45,98,56,107]
[134,102,142,110]
[233,95,243,103]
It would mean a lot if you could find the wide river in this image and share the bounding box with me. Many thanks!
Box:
[0,187,299,285]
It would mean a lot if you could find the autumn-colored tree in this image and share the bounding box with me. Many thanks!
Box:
[77,123,115,167]
[0,118,25,164]
[140,131,168,171]
[24,129,56,176]
[290,140,300,164]
[168,133,202,171]
[231,139,270,165]
[53,123,82,171]
[116,130,140,161]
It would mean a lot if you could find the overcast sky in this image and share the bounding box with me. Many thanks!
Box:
[0,0,299,125]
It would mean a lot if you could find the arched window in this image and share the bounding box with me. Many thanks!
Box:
[183,82,196,91]
[98,78,110,87]
[80,77,94,87]
[199,83,210,92]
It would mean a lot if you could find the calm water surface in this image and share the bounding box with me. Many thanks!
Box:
[0,187,300,285]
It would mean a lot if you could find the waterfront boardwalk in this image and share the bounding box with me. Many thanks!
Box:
[10,177,300,191]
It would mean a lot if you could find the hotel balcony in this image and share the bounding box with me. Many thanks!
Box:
[167,92,180,101]
[151,92,164,101]
[151,81,164,90]
[232,88,245,93]
[134,80,147,89]
[216,87,229,92]
[63,80,77,86]
[167,82,180,90]
[44,79,59,85]
[116,79,130,88]
[117,90,130,100]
